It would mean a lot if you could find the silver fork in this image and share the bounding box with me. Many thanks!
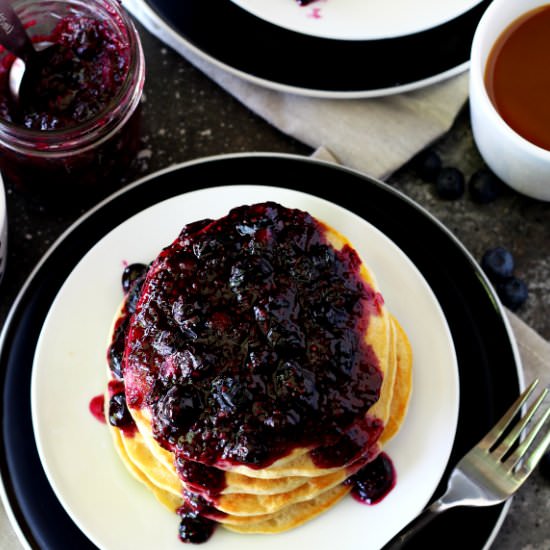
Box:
[382,378,550,549]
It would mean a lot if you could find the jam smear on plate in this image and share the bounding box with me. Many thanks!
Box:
[88,394,106,424]
[346,452,396,505]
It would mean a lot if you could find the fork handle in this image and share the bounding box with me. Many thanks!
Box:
[380,506,440,549]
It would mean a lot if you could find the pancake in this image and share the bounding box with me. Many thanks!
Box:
[223,485,351,534]
[108,334,411,531]
[379,316,413,446]
[106,314,412,536]
[109,407,350,531]
[102,202,413,542]
[107,407,183,512]
[106,312,412,515]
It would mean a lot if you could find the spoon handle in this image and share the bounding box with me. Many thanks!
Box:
[0,0,35,60]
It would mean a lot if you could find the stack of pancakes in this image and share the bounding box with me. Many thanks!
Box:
[103,203,413,538]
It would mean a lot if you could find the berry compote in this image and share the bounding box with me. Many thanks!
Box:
[0,0,144,202]
[123,202,384,471]
[0,17,129,130]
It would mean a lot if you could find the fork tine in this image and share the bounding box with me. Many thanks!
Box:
[503,399,550,474]
[478,379,539,450]
[517,426,550,481]
[492,387,549,461]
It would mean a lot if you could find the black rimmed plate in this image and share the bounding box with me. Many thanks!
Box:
[0,154,520,549]
[125,0,491,97]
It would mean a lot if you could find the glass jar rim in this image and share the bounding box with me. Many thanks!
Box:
[0,0,145,157]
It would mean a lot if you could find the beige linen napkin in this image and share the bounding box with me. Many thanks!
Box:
[198,67,469,180]
[0,500,20,549]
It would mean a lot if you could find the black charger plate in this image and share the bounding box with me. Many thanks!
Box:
[0,154,520,549]
[129,0,491,96]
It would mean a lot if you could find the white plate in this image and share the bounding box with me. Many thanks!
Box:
[31,185,459,550]
[231,0,481,40]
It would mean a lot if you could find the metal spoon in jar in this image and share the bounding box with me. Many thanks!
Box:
[0,0,54,103]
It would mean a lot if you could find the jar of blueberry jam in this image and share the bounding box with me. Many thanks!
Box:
[0,0,145,198]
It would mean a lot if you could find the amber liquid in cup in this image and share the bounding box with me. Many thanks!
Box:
[484,5,550,151]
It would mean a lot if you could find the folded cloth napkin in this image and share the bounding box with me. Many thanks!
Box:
[197,68,469,180]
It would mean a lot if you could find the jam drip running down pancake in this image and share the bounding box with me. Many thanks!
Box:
[104,202,413,543]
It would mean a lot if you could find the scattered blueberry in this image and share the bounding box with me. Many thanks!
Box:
[481,247,515,281]
[497,277,529,311]
[413,149,442,182]
[539,451,550,481]
[436,167,465,199]
[469,169,503,203]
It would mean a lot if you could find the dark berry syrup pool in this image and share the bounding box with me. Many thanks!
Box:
[106,203,396,543]
[346,452,396,505]
[0,16,129,130]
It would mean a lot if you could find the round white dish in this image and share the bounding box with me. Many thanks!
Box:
[31,185,459,550]
[125,0,487,99]
[231,0,481,41]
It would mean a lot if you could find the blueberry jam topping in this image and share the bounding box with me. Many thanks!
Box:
[175,456,227,498]
[123,202,384,471]
[108,263,147,379]
[0,17,130,130]
[122,262,148,293]
[107,379,136,436]
[346,452,396,505]
[177,496,217,544]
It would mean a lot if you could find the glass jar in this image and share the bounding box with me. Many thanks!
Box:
[0,0,145,200]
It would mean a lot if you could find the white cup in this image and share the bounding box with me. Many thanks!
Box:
[469,0,550,201]
[0,174,7,285]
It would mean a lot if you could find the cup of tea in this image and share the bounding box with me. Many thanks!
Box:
[469,0,550,201]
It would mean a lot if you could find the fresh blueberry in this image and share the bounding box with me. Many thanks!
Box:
[121,262,147,293]
[481,247,515,281]
[436,167,465,199]
[154,384,201,442]
[469,169,503,203]
[539,451,550,481]
[497,277,529,311]
[413,149,442,182]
